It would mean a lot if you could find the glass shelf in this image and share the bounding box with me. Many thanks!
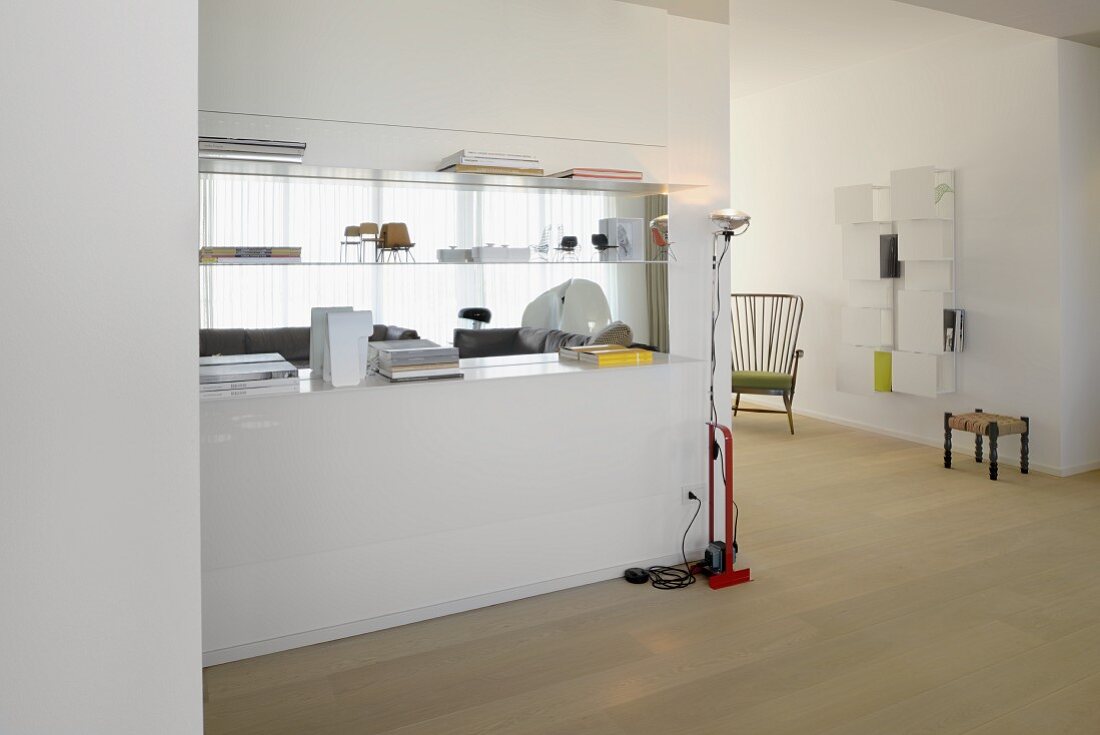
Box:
[199,259,671,266]
[199,159,700,197]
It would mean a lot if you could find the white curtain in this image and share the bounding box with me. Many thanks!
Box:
[199,173,647,344]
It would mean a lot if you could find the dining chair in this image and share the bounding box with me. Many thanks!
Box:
[340,225,362,262]
[378,223,416,262]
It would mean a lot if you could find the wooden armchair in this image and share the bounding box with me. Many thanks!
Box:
[730,294,805,434]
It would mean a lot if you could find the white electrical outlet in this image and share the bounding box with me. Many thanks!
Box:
[682,484,704,505]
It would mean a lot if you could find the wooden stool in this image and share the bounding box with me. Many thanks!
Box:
[944,409,1029,481]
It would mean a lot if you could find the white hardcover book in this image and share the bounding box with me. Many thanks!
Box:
[200,376,300,392]
[200,383,301,400]
[311,306,352,375]
[441,150,537,166]
[325,310,374,387]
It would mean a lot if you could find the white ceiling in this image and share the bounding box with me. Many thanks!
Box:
[730,0,987,98]
[896,0,1100,47]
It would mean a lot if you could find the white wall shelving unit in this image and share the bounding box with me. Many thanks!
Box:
[834,165,958,397]
[835,184,895,394]
[891,166,956,398]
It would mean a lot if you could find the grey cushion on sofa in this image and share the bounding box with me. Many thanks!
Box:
[200,324,419,368]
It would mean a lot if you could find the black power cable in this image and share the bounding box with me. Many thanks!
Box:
[709,232,740,554]
[642,494,702,590]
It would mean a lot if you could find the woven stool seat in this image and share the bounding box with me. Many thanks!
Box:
[947,413,1028,436]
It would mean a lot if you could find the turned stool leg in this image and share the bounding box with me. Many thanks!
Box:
[944,412,952,469]
[974,408,983,463]
[1021,416,1030,474]
[988,422,999,481]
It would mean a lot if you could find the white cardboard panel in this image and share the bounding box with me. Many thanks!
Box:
[849,279,894,308]
[891,166,954,220]
[892,351,955,397]
[841,306,893,348]
[898,219,954,261]
[835,185,890,224]
[901,260,954,291]
[897,290,952,354]
[836,345,876,394]
[842,223,891,279]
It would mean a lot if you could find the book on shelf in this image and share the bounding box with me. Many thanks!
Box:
[378,367,463,382]
[200,247,301,255]
[438,163,545,176]
[201,257,303,264]
[439,156,543,169]
[440,150,539,166]
[577,347,654,366]
[200,382,301,400]
[200,246,302,263]
[200,376,300,393]
[548,168,643,181]
[369,339,463,381]
[944,309,965,353]
[200,356,298,384]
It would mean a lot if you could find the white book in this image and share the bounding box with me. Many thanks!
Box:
[379,368,463,381]
[200,383,301,400]
[199,376,301,392]
[442,147,536,163]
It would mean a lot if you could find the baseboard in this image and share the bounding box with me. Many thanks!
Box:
[202,549,705,667]
[782,405,1067,477]
[1061,459,1100,476]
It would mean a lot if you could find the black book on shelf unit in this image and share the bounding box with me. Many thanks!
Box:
[879,234,900,278]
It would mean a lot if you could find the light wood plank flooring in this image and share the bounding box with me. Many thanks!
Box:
[203,413,1100,734]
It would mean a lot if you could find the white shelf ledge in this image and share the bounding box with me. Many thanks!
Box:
[199,159,701,197]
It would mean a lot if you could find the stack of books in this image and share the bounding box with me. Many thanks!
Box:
[548,168,643,181]
[200,246,302,264]
[437,150,543,176]
[370,340,462,382]
[200,353,300,399]
[559,344,654,366]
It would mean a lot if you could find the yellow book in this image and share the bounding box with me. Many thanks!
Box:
[579,348,654,366]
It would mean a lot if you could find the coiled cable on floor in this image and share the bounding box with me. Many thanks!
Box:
[643,494,702,590]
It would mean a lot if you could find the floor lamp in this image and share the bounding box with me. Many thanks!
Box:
[700,208,753,589]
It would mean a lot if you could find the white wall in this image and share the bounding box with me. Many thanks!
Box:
[731,26,1072,473]
[0,2,201,733]
[1057,40,1100,475]
[199,0,670,177]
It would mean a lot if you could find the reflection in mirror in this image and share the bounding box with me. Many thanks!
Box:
[199,174,670,348]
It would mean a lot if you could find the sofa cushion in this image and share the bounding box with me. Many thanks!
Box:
[537,328,591,353]
[732,370,792,391]
[453,328,522,358]
[246,327,311,364]
[199,329,249,358]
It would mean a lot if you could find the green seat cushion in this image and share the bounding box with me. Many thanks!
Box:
[732,370,792,391]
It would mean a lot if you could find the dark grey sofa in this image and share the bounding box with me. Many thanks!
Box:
[201,325,419,368]
[453,327,635,359]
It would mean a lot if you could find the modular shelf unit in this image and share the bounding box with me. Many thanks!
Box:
[835,166,957,397]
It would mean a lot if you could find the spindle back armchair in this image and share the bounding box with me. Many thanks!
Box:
[730,294,805,434]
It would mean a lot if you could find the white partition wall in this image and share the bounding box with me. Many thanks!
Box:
[198,0,729,663]
[1,1,201,732]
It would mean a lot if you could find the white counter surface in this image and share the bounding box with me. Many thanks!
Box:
[202,352,688,400]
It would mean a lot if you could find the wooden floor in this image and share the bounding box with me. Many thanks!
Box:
[203,413,1100,735]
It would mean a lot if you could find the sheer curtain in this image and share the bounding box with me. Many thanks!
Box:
[199,174,647,345]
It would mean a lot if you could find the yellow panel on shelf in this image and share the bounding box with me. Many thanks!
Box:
[874,351,892,392]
